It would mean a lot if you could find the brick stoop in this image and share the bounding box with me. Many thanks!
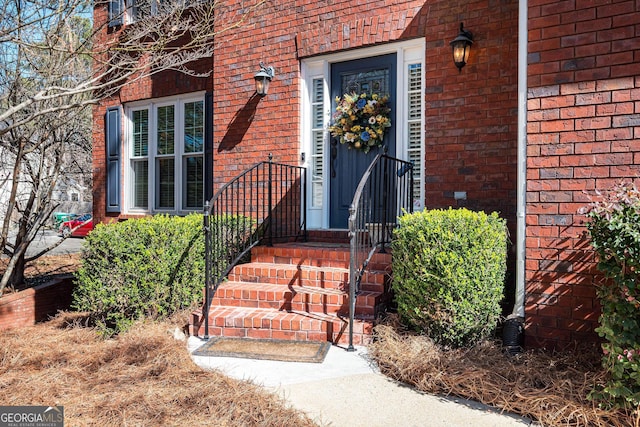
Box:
[190,238,392,345]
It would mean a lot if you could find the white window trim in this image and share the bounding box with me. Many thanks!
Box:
[124,91,205,215]
[300,39,426,229]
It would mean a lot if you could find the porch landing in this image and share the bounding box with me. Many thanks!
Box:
[189,234,392,345]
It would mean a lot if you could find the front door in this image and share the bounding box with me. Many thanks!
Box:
[329,54,397,228]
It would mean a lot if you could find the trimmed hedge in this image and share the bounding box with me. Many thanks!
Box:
[391,208,507,348]
[72,214,253,336]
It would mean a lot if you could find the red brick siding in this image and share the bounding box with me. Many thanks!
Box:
[93,0,521,318]
[211,0,427,190]
[91,2,211,224]
[92,0,428,223]
[93,0,519,226]
[90,0,640,351]
[528,0,640,87]
[526,1,640,349]
[423,1,519,220]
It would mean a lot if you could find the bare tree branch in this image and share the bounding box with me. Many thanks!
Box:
[0,0,268,292]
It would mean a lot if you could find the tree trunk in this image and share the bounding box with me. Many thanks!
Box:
[0,252,26,294]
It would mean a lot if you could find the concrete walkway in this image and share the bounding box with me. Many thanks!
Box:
[188,338,534,427]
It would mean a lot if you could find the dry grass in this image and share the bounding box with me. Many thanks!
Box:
[369,316,639,427]
[0,312,317,427]
[4,256,638,426]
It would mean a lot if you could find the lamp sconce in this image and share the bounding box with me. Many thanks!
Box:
[450,23,473,71]
[254,62,275,97]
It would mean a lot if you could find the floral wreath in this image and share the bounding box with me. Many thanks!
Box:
[328,92,391,154]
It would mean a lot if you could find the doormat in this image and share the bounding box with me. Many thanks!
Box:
[192,337,331,363]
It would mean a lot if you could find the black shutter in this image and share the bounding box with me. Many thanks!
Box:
[108,0,124,28]
[204,91,214,203]
[106,107,121,212]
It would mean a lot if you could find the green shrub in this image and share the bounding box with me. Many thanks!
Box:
[391,208,507,348]
[73,213,253,336]
[582,182,640,409]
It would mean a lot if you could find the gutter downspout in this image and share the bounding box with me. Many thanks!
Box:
[513,0,528,319]
[503,0,528,355]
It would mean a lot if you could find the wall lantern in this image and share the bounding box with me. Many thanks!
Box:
[254,62,275,97]
[450,23,473,71]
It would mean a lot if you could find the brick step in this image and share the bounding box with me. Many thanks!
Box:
[190,306,375,345]
[227,262,387,293]
[190,240,393,345]
[306,230,350,244]
[210,281,381,316]
[251,243,392,271]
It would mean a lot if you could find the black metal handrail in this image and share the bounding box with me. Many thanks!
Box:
[347,153,413,350]
[202,155,307,338]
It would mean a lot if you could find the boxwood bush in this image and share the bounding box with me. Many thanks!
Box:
[73,213,251,336]
[391,208,507,348]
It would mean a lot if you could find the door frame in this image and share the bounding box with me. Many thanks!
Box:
[300,39,425,229]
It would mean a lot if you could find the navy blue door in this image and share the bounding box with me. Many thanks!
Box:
[329,54,397,228]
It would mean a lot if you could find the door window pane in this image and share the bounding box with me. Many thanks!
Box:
[310,78,324,208]
[407,63,423,209]
[340,69,390,96]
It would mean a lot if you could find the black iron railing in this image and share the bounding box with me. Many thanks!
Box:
[202,155,306,338]
[347,153,414,350]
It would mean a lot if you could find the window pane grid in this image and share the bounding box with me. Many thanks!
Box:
[312,79,323,102]
[184,101,204,153]
[157,105,175,155]
[128,97,204,213]
[132,109,149,157]
[133,160,148,208]
[312,105,323,128]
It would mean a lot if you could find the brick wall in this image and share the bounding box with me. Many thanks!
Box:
[423,1,519,214]
[422,0,520,310]
[92,0,428,222]
[0,277,75,331]
[92,0,520,229]
[526,0,640,349]
[211,0,427,189]
[91,2,211,224]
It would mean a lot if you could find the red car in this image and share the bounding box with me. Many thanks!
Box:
[58,213,93,238]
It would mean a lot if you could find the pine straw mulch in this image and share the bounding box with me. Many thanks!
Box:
[0,312,317,427]
[0,253,82,294]
[368,316,639,427]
